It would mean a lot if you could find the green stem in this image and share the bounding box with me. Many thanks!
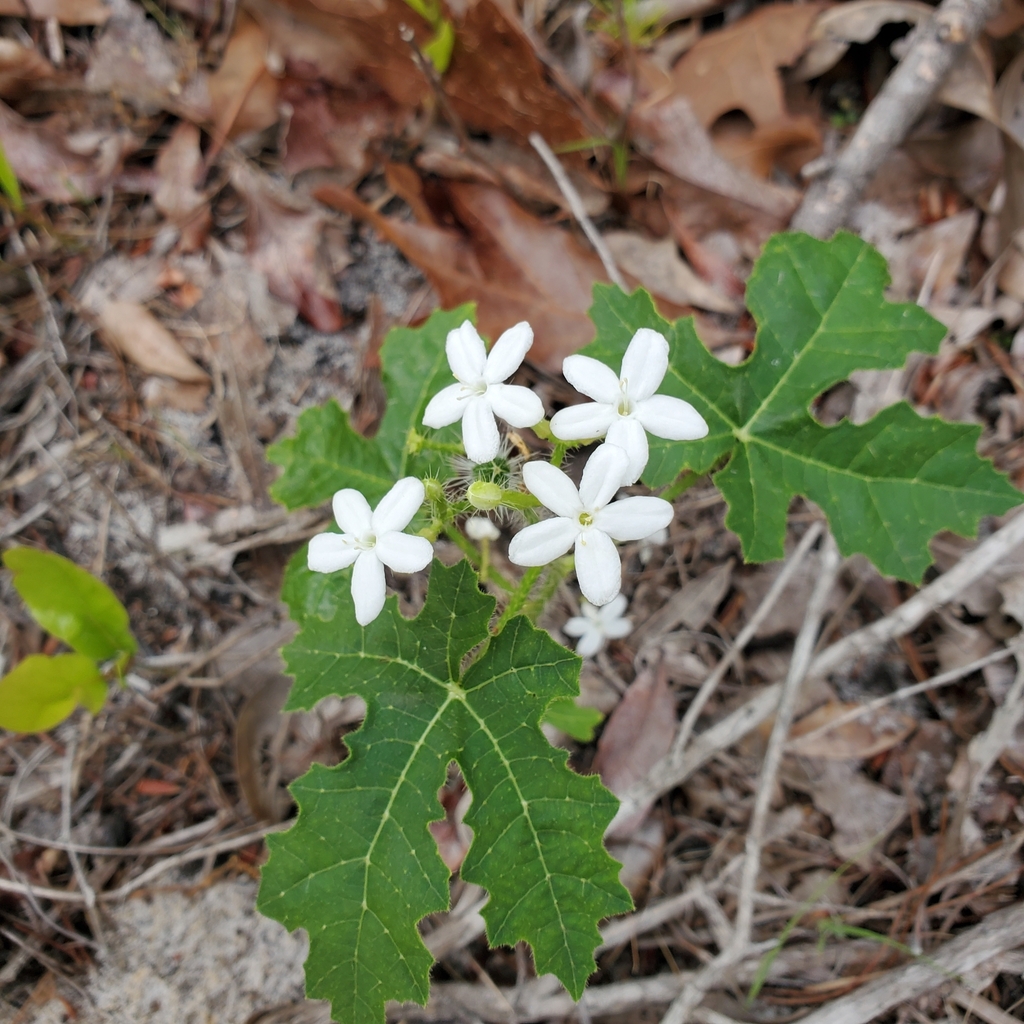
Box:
[550,442,569,468]
[660,469,700,503]
[522,557,573,621]
[493,566,543,632]
[443,526,513,592]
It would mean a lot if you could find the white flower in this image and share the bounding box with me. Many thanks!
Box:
[549,328,708,483]
[422,320,545,464]
[563,594,632,658]
[465,516,500,542]
[307,478,433,626]
[508,444,673,606]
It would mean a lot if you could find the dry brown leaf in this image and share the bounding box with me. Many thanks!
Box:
[0,0,109,23]
[595,68,799,219]
[998,51,1024,253]
[200,12,280,140]
[279,79,404,178]
[594,663,676,839]
[673,2,825,130]
[154,122,210,253]
[988,0,1024,37]
[710,114,821,180]
[315,178,607,371]
[97,300,209,384]
[789,702,916,760]
[603,231,741,315]
[230,161,343,333]
[0,40,52,100]
[0,100,139,203]
[879,209,979,303]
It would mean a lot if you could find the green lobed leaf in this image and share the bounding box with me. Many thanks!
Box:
[3,547,136,662]
[268,306,474,510]
[0,653,107,733]
[586,231,1021,580]
[259,556,631,1023]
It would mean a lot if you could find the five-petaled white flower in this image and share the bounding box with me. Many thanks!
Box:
[508,444,673,606]
[550,328,708,484]
[307,478,433,626]
[423,320,545,465]
[563,594,632,658]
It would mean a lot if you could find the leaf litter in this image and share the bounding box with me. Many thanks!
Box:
[3,0,1024,1019]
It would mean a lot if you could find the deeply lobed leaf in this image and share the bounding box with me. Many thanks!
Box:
[586,231,1021,580]
[259,557,631,1023]
[268,305,473,510]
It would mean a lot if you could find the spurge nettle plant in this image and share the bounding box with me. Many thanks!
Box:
[258,232,1021,1024]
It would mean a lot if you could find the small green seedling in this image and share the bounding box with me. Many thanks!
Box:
[0,548,136,733]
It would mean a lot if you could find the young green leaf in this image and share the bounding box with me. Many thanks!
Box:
[3,547,136,662]
[587,231,1021,580]
[268,305,474,510]
[259,556,631,1023]
[543,696,604,741]
[0,653,107,733]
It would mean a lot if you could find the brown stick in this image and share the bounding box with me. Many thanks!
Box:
[791,0,1001,238]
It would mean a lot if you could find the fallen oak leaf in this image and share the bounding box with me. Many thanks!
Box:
[229,161,343,333]
[788,701,917,760]
[314,178,608,370]
[672,2,826,130]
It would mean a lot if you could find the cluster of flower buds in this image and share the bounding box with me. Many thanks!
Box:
[307,319,708,627]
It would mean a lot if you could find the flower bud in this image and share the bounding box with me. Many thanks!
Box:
[465,516,500,542]
[423,477,445,503]
[467,480,503,511]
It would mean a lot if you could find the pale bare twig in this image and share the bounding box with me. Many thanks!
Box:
[793,903,1024,1024]
[658,535,843,1024]
[529,132,627,290]
[608,521,824,836]
[792,0,1003,237]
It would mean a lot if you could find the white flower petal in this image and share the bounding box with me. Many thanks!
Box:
[579,443,630,510]
[562,354,622,404]
[600,593,629,622]
[522,461,583,518]
[375,531,433,573]
[605,418,650,484]
[447,321,488,382]
[307,532,359,573]
[487,383,544,428]
[574,529,621,607]
[508,517,578,566]
[465,516,500,541]
[372,477,425,534]
[423,382,469,428]
[562,615,590,637]
[621,328,669,401]
[332,489,372,536]
[352,550,386,625]
[593,495,673,542]
[603,617,633,640]
[484,321,533,383]
[462,397,501,464]
[574,627,605,658]
[635,394,709,441]
[549,402,616,441]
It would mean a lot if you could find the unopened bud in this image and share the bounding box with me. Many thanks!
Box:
[423,477,445,503]
[465,516,500,542]
[467,480,503,511]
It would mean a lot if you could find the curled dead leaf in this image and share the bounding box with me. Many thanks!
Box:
[788,702,916,760]
[154,123,211,252]
[97,300,210,384]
